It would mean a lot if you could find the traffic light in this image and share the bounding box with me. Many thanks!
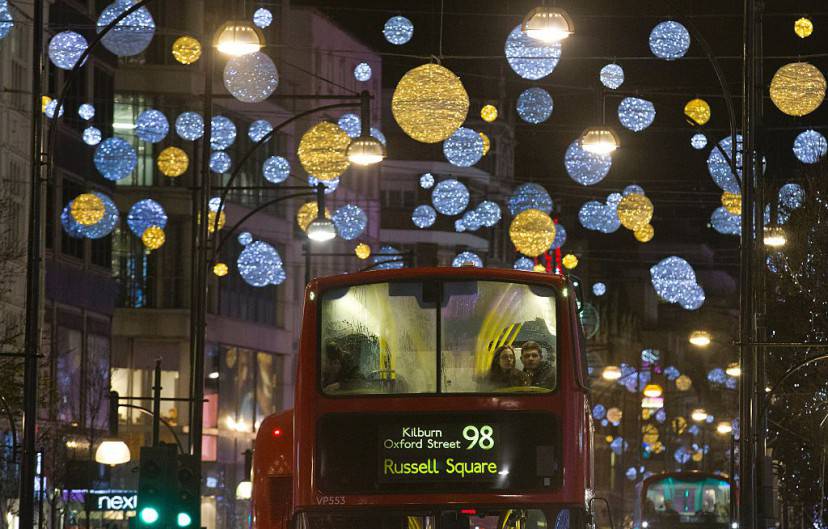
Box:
[137,445,177,528]
[174,454,200,529]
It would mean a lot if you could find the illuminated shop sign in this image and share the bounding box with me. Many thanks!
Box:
[88,491,138,511]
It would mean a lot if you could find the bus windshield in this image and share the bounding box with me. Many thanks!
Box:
[643,476,731,527]
[319,280,558,395]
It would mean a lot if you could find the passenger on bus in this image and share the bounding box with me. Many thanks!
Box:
[322,341,363,392]
[488,345,530,387]
[520,341,554,387]
[661,500,680,524]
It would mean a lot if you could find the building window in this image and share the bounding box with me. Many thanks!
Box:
[112,224,150,308]
[113,94,155,186]
[217,239,280,326]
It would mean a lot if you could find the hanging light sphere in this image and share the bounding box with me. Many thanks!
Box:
[579,126,620,155]
[135,109,169,143]
[141,226,166,250]
[579,201,620,234]
[521,6,573,42]
[262,156,290,184]
[296,201,331,232]
[479,132,491,156]
[650,256,705,309]
[473,201,500,228]
[214,20,265,57]
[223,51,279,103]
[534,264,548,274]
[793,129,828,164]
[332,204,367,241]
[462,209,482,232]
[623,185,645,196]
[431,179,470,216]
[78,103,96,120]
[207,210,226,234]
[508,183,553,216]
[392,63,469,144]
[213,262,229,277]
[337,113,361,138]
[721,192,742,215]
[513,257,534,271]
[452,251,483,268]
[83,127,102,146]
[237,240,283,287]
[355,243,371,260]
[562,254,579,269]
[210,151,232,174]
[41,96,52,114]
[684,98,711,126]
[779,183,805,210]
[297,121,351,181]
[592,283,607,297]
[238,232,253,246]
[354,62,372,82]
[157,146,189,177]
[770,62,826,117]
[48,31,89,70]
[443,127,484,167]
[96,0,156,57]
[253,8,273,29]
[171,35,202,64]
[550,222,566,249]
[79,192,119,239]
[61,206,85,238]
[44,99,64,119]
[373,245,404,270]
[617,193,654,231]
[480,104,498,122]
[565,139,612,185]
[795,17,814,38]
[211,116,237,150]
[634,224,655,243]
[509,209,556,257]
[128,199,167,237]
[411,205,437,229]
[248,120,273,142]
[618,97,656,132]
[516,87,553,124]
[0,1,13,40]
[382,16,413,45]
[94,137,137,181]
[70,193,105,226]
[347,135,385,166]
[707,135,742,193]
[600,63,624,89]
[419,173,435,189]
[648,20,691,60]
[505,24,561,80]
[690,133,708,150]
[711,206,741,236]
[175,112,204,141]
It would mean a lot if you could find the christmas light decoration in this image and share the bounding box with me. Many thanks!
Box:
[96,0,156,57]
[248,119,272,142]
[793,129,827,164]
[510,209,556,257]
[237,240,283,287]
[411,205,437,228]
[83,127,102,146]
[616,193,653,231]
[262,156,290,184]
[354,62,372,81]
[211,115,237,150]
[157,146,188,177]
[94,137,137,181]
[550,222,567,249]
[171,35,201,64]
[650,256,705,310]
[297,121,351,181]
[600,63,624,89]
[210,151,232,173]
[504,24,561,80]
[618,97,656,132]
[648,20,690,60]
[79,192,119,239]
[78,104,95,120]
[354,243,371,259]
[624,185,645,196]
[431,179,470,216]
[565,139,612,185]
[392,64,469,144]
[711,207,741,235]
[634,224,655,243]
[48,31,88,70]
[71,193,105,226]
[691,133,708,150]
[135,109,169,143]
[578,200,620,233]
[213,263,229,277]
[296,202,331,232]
[373,245,404,270]
[707,135,742,193]
[476,201,501,227]
[0,1,13,40]
[223,51,278,103]
[127,199,167,237]
[684,98,711,126]
[592,283,606,296]
[794,17,813,38]
[44,99,64,119]
[336,113,362,138]
[443,127,484,167]
[508,183,553,216]
[779,182,805,210]
[721,192,741,215]
[592,404,606,420]
[514,257,534,271]
[238,232,252,246]
[332,204,367,240]
[253,8,273,28]
[419,173,435,189]
[452,251,483,268]
[480,104,498,122]
[769,62,826,117]
[383,16,413,45]
[175,112,204,140]
[516,87,553,124]
[141,226,165,250]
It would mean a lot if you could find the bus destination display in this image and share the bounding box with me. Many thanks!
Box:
[378,423,501,483]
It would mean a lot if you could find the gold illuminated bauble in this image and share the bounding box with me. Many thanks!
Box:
[354,243,371,259]
[391,63,470,144]
[605,435,613,444]
[296,201,332,232]
[171,35,202,64]
[672,417,687,435]
[641,408,652,420]
[684,98,711,126]
[692,451,703,463]
[795,17,814,38]
[562,254,579,270]
[676,374,693,391]
[157,146,190,177]
[606,407,622,424]
[634,224,654,243]
[642,424,659,445]
[480,104,498,122]
[297,121,351,181]
[213,262,229,277]
[509,209,556,258]
[41,96,52,113]
[769,62,826,117]
[70,193,105,226]
[207,210,226,234]
[479,132,491,156]
[721,192,742,215]
[617,193,654,231]
[532,263,546,273]
[142,226,166,250]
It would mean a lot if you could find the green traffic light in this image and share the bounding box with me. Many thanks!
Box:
[177,513,193,527]
[139,507,160,524]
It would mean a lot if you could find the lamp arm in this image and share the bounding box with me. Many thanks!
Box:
[117,403,186,454]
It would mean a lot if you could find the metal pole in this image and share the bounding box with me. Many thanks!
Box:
[304,242,312,286]
[20,1,44,527]
[152,360,162,447]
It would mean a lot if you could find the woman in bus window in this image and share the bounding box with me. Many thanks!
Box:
[488,345,530,388]
[323,341,363,392]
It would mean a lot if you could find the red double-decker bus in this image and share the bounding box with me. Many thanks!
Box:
[254,268,593,529]
[636,472,736,529]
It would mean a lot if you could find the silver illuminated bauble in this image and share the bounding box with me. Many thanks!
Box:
[452,251,483,268]
[618,97,656,132]
[504,24,560,80]
[48,31,88,70]
[237,240,283,287]
[508,183,553,215]
[83,127,102,146]
[135,109,169,143]
[649,20,690,60]
[431,179,470,215]
[710,207,741,235]
[373,245,404,270]
[600,63,624,89]
[793,129,827,164]
[332,204,367,240]
[210,151,232,173]
[707,135,742,194]
[517,87,553,124]
[61,205,86,239]
[383,16,413,45]
[565,140,612,186]
[476,201,501,227]
[550,222,567,249]
[514,257,534,271]
[127,198,167,237]
[690,133,708,150]
[262,156,290,184]
[462,209,482,231]
[411,205,437,228]
[253,8,273,28]
[248,120,272,142]
[371,127,387,146]
[354,62,372,82]
[94,137,137,181]
[579,200,620,233]
[592,282,606,296]
[623,184,645,196]
[0,1,13,40]
[44,99,64,119]
[454,219,466,232]
[419,173,435,189]
[606,192,623,208]
[176,112,204,141]
[443,127,483,167]
[337,113,361,138]
[211,116,237,150]
[96,0,156,57]
[78,103,96,120]
[238,232,253,246]
[778,182,805,210]
[650,256,704,310]
[223,51,278,103]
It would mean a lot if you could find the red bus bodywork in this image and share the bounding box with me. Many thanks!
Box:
[636,471,737,529]
[254,268,593,529]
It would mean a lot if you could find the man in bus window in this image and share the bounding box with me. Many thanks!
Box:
[322,341,363,392]
[520,341,554,388]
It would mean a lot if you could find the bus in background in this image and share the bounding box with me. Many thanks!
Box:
[253,268,593,529]
[637,471,735,529]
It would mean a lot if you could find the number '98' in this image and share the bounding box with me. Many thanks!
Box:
[462,425,494,450]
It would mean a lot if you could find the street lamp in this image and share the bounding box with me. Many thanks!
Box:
[521,5,574,43]
[602,365,622,381]
[579,126,620,155]
[347,135,385,165]
[763,225,786,248]
[236,449,254,500]
[689,330,712,347]
[95,438,131,466]
[716,421,733,435]
[726,362,741,377]
[643,384,663,398]
[307,217,336,242]
[691,408,709,422]
[214,20,265,56]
